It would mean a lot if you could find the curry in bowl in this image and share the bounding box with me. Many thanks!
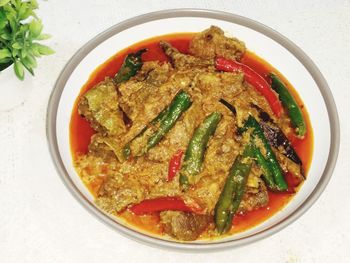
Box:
[70,26,313,241]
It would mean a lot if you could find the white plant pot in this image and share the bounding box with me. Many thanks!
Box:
[0,65,33,111]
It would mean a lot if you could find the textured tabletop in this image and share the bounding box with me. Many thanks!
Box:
[1,0,349,262]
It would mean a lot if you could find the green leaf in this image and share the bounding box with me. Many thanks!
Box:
[21,57,33,75]
[36,43,54,55]
[11,48,18,57]
[11,0,20,9]
[20,7,33,20]
[0,8,6,17]
[0,10,7,29]
[35,33,51,40]
[30,0,38,9]
[19,23,29,35]
[20,48,27,58]
[8,15,17,32]
[29,19,42,38]
[14,60,24,80]
[12,42,22,49]
[18,3,28,20]
[29,44,40,57]
[0,0,10,7]
[0,57,12,64]
[22,62,34,75]
[4,4,16,17]
[22,54,36,68]
[0,48,11,59]
[0,33,11,40]
[0,21,7,30]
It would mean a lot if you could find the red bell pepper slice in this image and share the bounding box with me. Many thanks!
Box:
[129,197,202,215]
[215,57,282,117]
[168,150,184,181]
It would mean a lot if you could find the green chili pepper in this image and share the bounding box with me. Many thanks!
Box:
[180,112,222,187]
[146,91,192,151]
[114,49,147,84]
[243,115,288,191]
[269,73,306,137]
[220,99,274,188]
[214,145,254,234]
[252,145,276,190]
[128,90,192,157]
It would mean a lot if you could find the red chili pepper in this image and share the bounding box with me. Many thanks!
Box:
[129,197,202,215]
[168,149,184,181]
[215,57,282,117]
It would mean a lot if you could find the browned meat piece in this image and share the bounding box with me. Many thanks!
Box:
[88,133,129,162]
[139,61,174,86]
[96,173,146,213]
[193,71,244,106]
[117,61,177,136]
[160,41,213,70]
[78,78,126,136]
[238,178,269,212]
[189,26,246,61]
[93,155,178,213]
[118,61,173,101]
[88,134,117,161]
[232,84,276,127]
[160,211,211,241]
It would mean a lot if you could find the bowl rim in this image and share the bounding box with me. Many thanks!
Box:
[46,8,340,251]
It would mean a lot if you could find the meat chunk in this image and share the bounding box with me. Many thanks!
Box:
[78,78,126,136]
[94,156,174,213]
[88,134,117,161]
[140,61,174,86]
[118,61,176,129]
[160,41,213,70]
[160,211,211,241]
[96,173,146,213]
[88,133,128,162]
[238,178,269,212]
[194,71,244,104]
[189,26,246,61]
[118,61,173,101]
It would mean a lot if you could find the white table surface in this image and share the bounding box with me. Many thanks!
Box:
[1,0,349,262]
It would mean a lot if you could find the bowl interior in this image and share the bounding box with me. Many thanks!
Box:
[52,13,333,248]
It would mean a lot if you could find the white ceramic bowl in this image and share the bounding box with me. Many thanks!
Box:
[46,9,339,251]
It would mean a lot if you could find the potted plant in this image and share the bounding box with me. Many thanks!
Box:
[0,0,53,111]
